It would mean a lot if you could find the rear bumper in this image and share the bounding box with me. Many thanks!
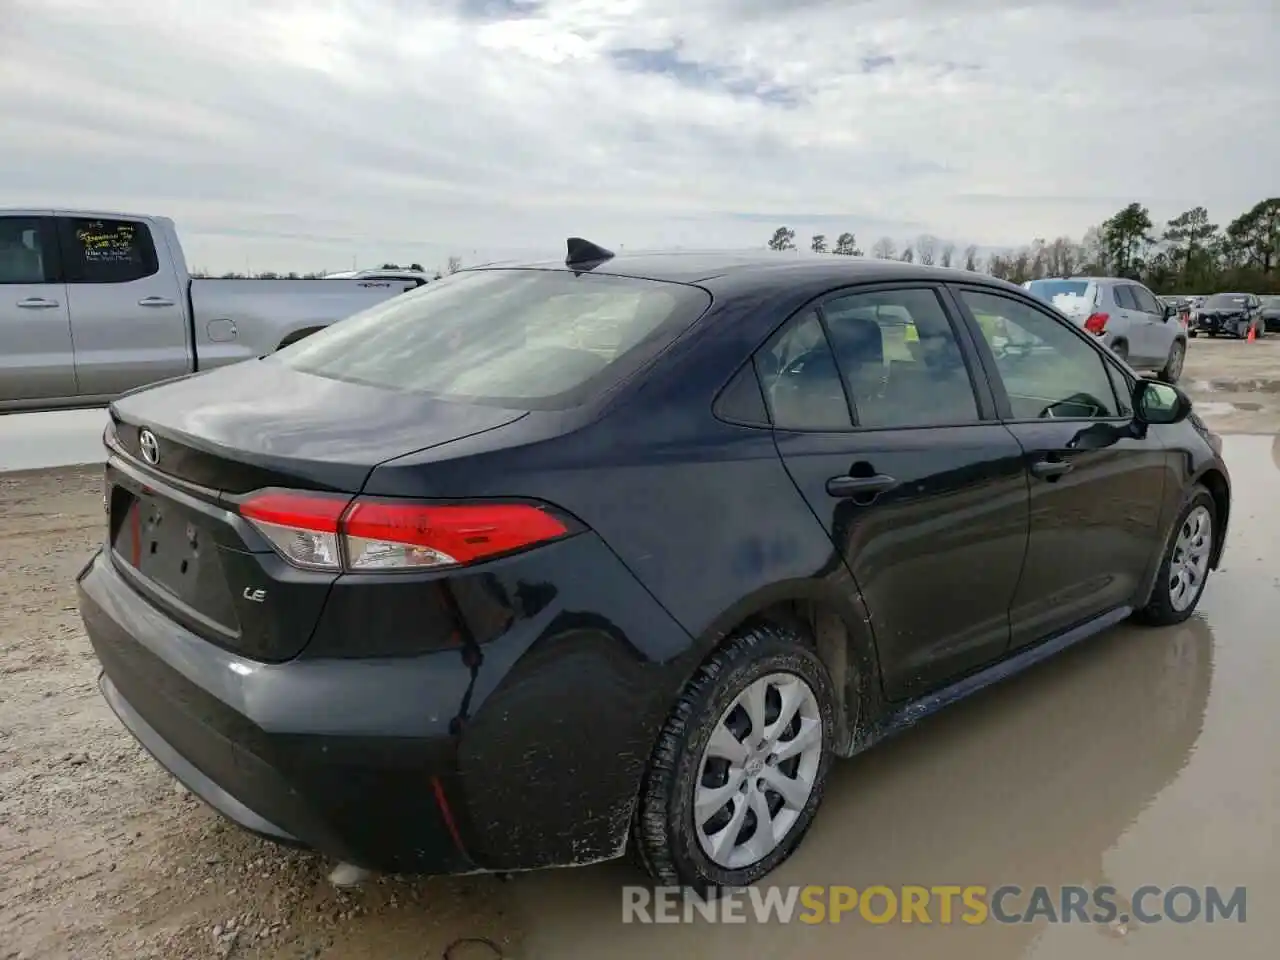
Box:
[77,533,694,874]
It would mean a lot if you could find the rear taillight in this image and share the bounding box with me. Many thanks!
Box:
[1084,312,1109,335]
[239,490,572,572]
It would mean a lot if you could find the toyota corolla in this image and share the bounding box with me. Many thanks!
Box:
[78,241,1230,888]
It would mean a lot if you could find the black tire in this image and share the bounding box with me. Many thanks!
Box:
[1133,486,1216,627]
[1110,340,1129,363]
[1158,340,1185,384]
[632,623,837,889]
[1188,328,1198,338]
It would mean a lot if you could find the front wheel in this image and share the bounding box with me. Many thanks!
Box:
[632,624,836,889]
[1133,487,1216,626]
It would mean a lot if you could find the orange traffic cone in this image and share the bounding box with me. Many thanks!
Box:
[1248,324,1257,343]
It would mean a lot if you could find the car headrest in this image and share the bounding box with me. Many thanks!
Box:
[826,314,883,367]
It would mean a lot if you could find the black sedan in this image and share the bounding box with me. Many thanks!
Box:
[1190,292,1265,338]
[78,242,1231,888]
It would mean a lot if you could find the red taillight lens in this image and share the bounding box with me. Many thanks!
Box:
[1084,312,1109,334]
[240,490,350,571]
[239,490,571,573]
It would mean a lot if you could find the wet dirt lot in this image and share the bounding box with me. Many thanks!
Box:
[2,341,1278,960]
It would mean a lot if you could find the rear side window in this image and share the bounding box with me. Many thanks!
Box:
[755,310,852,431]
[59,217,159,283]
[820,287,981,428]
[277,269,711,409]
[0,216,57,284]
[1112,285,1140,310]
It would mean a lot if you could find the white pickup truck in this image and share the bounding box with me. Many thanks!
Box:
[1,209,426,411]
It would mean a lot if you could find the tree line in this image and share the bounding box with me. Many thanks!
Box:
[766,197,1280,295]
[192,258,462,280]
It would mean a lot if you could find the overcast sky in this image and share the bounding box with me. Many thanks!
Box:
[2,0,1276,273]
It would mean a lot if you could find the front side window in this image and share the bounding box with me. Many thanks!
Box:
[0,216,54,284]
[960,290,1120,420]
[1132,286,1163,316]
[279,268,711,409]
[755,310,852,431]
[820,288,981,428]
[60,217,159,283]
[1112,285,1139,310]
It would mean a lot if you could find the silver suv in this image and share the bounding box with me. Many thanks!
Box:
[1024,277,1187,382]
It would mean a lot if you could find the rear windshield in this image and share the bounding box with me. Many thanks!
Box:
[1025,279,1091,302]
[1203,294,1249,308]
[275,269,711,409]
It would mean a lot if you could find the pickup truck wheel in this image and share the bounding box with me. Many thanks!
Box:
[1188,329,1198,338]
[632,623,836,890]
[1133,487,1215,627]
[1158,340,1185,384]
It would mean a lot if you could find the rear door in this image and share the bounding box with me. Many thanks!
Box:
[1110,283,1152,359]
[0,214,77,403]
[58,215,189,398]
[760,285,1030,701]
[950,286,1168,648]
[1131,284,1176,363]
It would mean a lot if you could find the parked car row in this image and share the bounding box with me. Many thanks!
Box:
[0,210,421,412]
[79,242,1231,889]
[1186,292,1267,339]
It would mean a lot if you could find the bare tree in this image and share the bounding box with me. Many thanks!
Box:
[963,245,980,272]
[915,235,938,266]
[940,242,956,268]
[871,237,896,259]
[899,245,915,263]
[446,256,463,274]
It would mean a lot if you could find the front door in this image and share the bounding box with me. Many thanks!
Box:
[759,286,1030,701]
[58,215,189,398]
[0,214,76,404]
[952,287,1169,648]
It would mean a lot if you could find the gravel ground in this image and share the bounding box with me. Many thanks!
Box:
[0,468,521,960]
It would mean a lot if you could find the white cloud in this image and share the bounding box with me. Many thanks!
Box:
[1,0,1275,272]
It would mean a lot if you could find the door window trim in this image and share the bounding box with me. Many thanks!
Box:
[0,215,63,284]
[945,283,1134,425]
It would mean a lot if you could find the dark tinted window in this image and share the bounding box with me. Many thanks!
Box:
[755,310,852,430]
[1132,286,1163,315]
[279,269,711,409]
[60,217,159,284]
[1203,293,1249,309]
[713,363,769,426]
[1112,285,1140,310]
[961,290,1119,420]
[0,217,56,284]
[821,288,980,428]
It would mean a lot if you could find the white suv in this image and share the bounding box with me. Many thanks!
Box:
[1024,277,1187,382]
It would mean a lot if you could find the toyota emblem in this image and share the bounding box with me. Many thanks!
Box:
[138,429,160,465]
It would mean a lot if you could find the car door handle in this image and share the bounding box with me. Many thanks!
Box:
[138,296,175,307]
[1030,459,1074,480]
[17,297,60,309]
[826,474,900,499]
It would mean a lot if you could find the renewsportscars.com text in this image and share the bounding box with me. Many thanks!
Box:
[622,884,1247,926]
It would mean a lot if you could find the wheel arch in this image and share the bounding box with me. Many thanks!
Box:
[1195,467,1230,569]
[686,579,885,757]
[276,326,326,350]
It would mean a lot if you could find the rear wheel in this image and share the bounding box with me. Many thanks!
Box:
[1158,340,1185,383]
[633,624,836,889]
[1111,340,1129,363]
[1134,487,1215,627]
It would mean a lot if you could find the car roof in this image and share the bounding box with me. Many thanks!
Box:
[466,249,1022,295]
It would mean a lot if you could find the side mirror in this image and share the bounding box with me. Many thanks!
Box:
[1133,379,1191,425]
[1163,303,1175,320]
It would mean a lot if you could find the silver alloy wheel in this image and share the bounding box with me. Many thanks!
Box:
[1167,342,1184,380]
[1169,505,1212,612]
[694,672,823,870]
